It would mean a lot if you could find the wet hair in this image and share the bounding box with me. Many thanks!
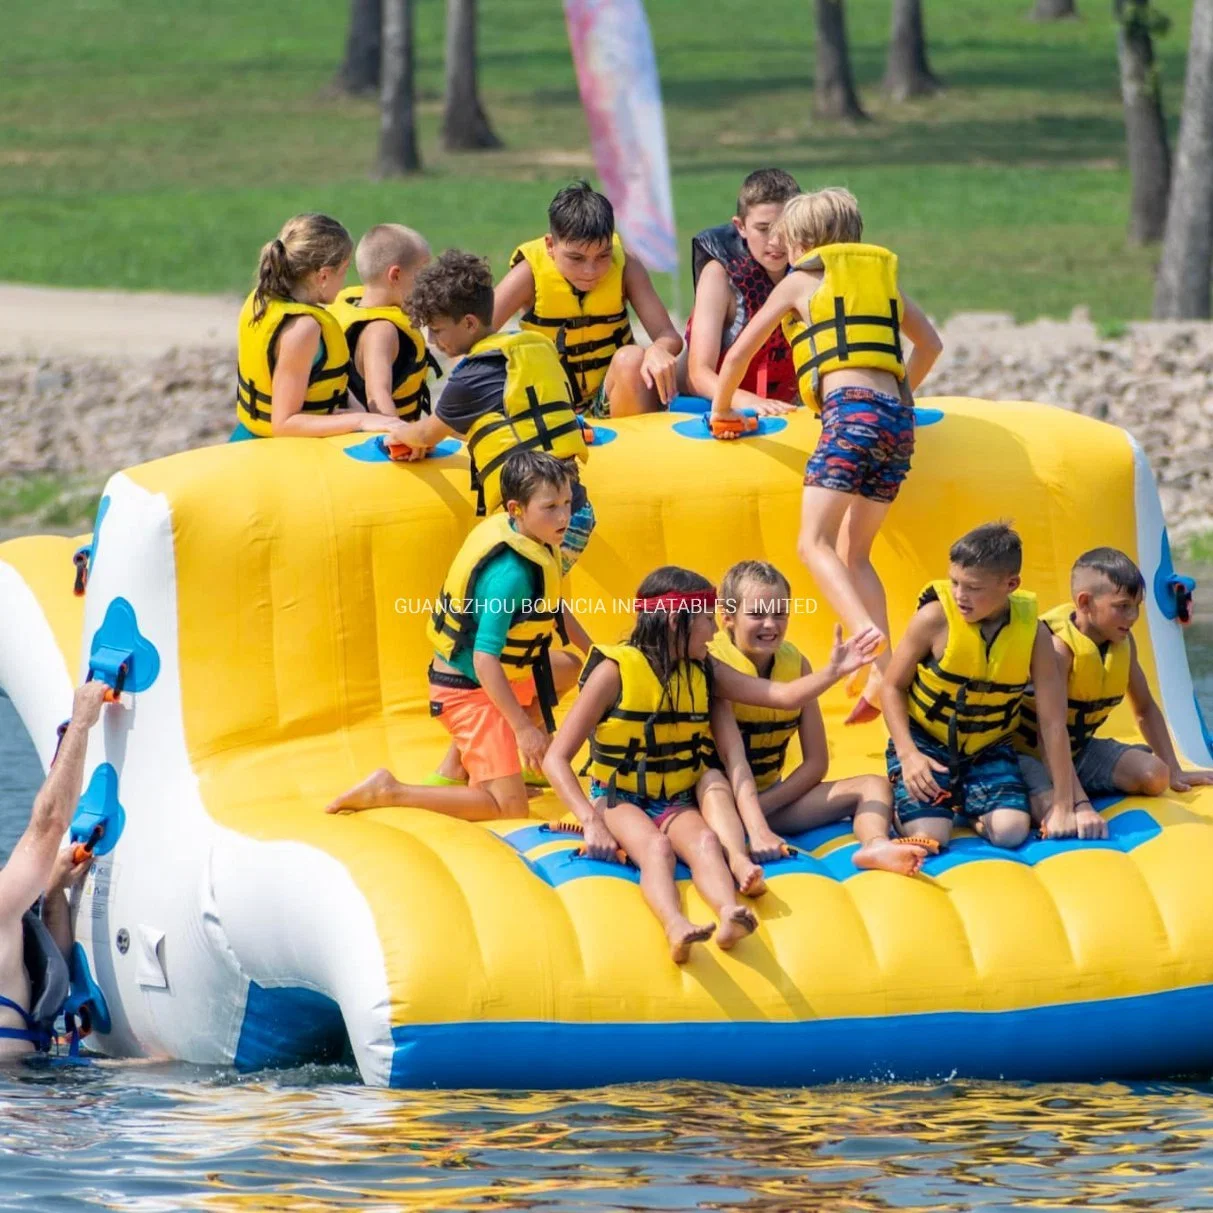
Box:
[719,560,792,615]
[736,169,802,220]
[253,213,352,323]
[548,181,615,247]
[1072,547,1145,598]
[949,522,1023,577]
[406,249,494,327]
[777,187,863,255]
[499,450,573,509]
[628,566,714,718]
[355,223,430,283]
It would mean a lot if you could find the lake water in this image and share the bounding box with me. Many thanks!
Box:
[2,622,1213,1209]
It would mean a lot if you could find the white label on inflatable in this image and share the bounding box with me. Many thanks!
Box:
[135,927,168,990]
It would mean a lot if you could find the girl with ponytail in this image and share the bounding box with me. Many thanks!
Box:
[234,213,404,440]
[543,565,880,964]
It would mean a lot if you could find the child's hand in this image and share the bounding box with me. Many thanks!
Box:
[1074,801,1108,840]
[747,827,785,865]
[358,414,398,434]
[826,624,885,678]
[514,722,550,773]
[737,391,796,417]
[72,680,112,728]
[900,748,948,806]
[1039,799,1077,840]
[640,344,677,404]
[48,845,90,893]
[582,818,619,863]
[1170,767,1213,792]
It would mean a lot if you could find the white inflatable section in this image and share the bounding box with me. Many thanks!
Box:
[1,473,395,1081]
[1130,436,1213,765]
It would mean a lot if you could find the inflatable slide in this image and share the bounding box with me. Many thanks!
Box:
[1,400,1212,1087]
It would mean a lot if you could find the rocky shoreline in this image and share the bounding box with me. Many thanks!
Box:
[1,317,1210,541]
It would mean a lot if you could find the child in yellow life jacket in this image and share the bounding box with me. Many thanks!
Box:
[326,452,590,822]
[701,560,929,888]
[390,250,596,575]
[882,524,1076,850]
[1016,548,1213,833]
[493,181,683,418]
[709,188,944,727]
[233,213,401,441]
[327,223,437,423]
[543,566,881,964]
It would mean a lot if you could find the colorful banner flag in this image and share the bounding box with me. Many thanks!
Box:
[562,0,679,274]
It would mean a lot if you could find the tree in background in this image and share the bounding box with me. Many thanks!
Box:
[378,0,421,175]
[1154,0,1213,317]
[443,0,502,150]
[1032,0,1078,17]
[814,0,867,120]
[336,0,382,96]
[884,0,942,100]
[1116,1,1171,244]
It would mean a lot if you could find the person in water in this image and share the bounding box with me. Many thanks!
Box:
[542,566,881,963]
[233,213,399,441]
[327,452,589,822]
[385,250,596,574]
[882,523,1075,849]
[700,560,929,885]
[681,168,802,412]
[494,181,683,418]
[709,188,944,726]
[1016,547,1213,830]
[0,681,109,1058]
[327,223,436,425]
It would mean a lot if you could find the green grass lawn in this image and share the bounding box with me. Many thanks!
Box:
[0,0,1193,320]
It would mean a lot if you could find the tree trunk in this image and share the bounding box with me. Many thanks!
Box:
[1031,0,1077,18]
[1117,1,1171,244]
[336,0,381,96]
[1154,0,1213,318]
[883,0,942,100]
[377,0,421,176]
[442,0,502,150]
[814,0,867,121]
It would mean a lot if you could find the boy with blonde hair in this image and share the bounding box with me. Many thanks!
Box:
[494,181,683,418]
[710,187,943,725]
[329,223,438,421]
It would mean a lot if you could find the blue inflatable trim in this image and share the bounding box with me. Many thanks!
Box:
[229,423,260,443]
[1193,693,1213,764]
[86,494,111,572]
[71,763,126,859]
[65,944,111,1035]
[1153,527,1196,622]
[673,414,788,441]
[584,424,618,447]
[88,597,160,693]
[667,395,711,414]
[234,982,348,1072]
[344,436,462,463]
[501,803,1155,890]
[914,407,945,426]
[388,983,1213,1089]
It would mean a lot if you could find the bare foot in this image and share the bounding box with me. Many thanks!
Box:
[715,904,759,950]
[844,695,882,727]
[728,853,767,898]
[853,837,928,876]
[325,768,401,814]
[668,919,714,964]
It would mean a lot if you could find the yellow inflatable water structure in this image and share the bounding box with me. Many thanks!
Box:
[1,399,1211,1086]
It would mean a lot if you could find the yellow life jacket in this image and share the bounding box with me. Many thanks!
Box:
[706,632,802,791]
[581,644,712,804]
[781,243,905,412]
[462,331,588,515]
[235,291,350,437]
[1017,602,1131,755]
[908,580,1038,761]
[510,234,634,406]
[327,286,439,422]
[426,513,567,725]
